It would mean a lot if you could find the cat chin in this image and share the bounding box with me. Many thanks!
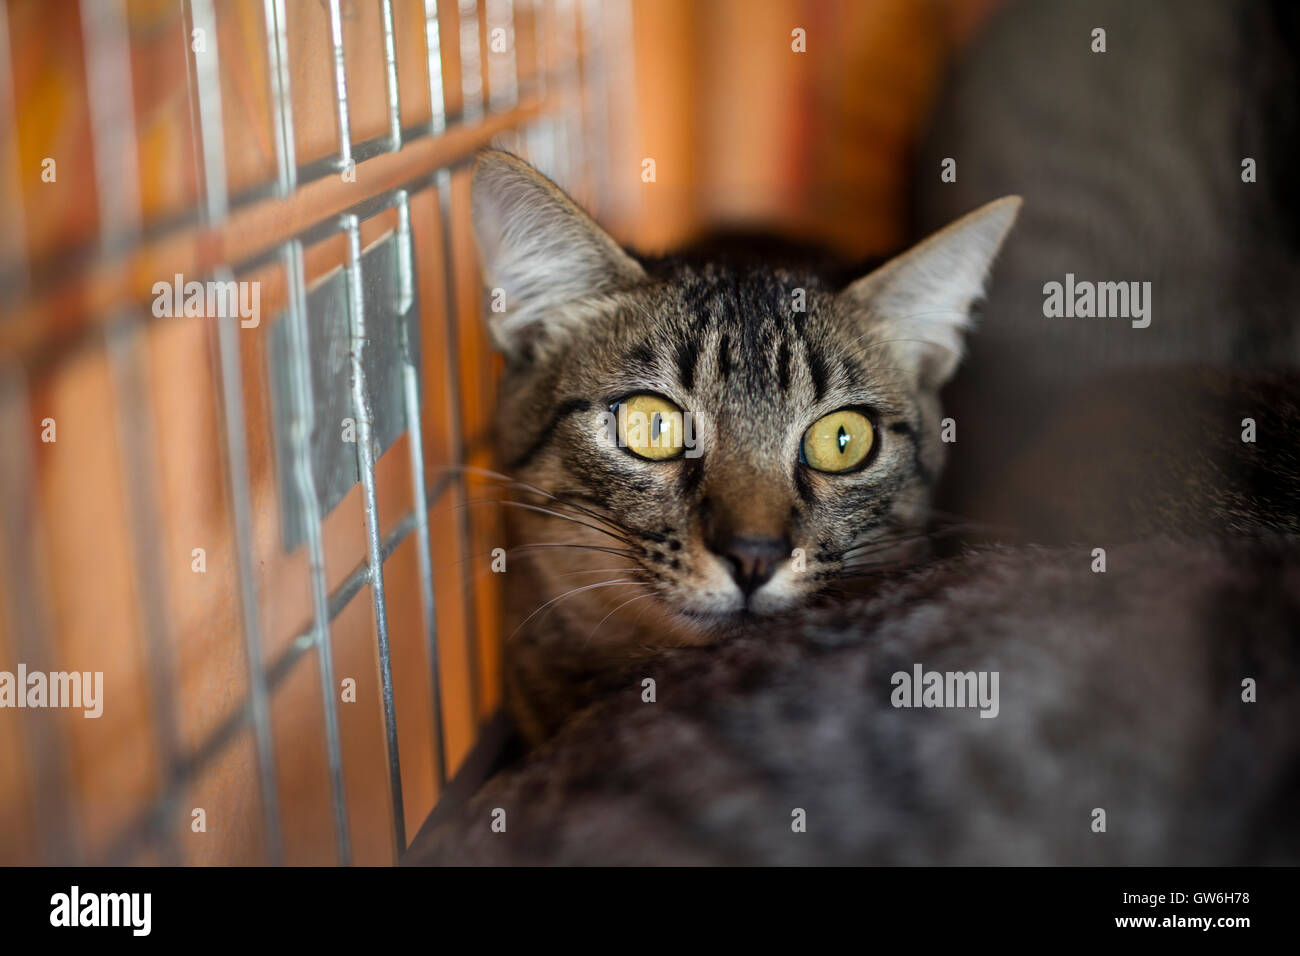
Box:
[666,567,813,622]
[674,588,810,628]
[671,606,758,641]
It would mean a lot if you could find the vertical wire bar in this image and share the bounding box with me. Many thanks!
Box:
[266,4,349,863]
[525,0,557,179]
[455,0,492,731]
[82,0,175,862]
[0,370,80,864]
[434,167,482,731]
[380,0,403,151]
[187,0,228,221]
[578,0,604,212]
[105,317,183,865]
[533,0,548,97]
[343,213,406,858]
[186,0,284,864]
[327,0,355,174]
[553,0,580,194]
[458,0,484,122]
[428,0,483,727]
[421,0,466,776]
[80,0,141,248]
[264,0,298,196]
[485,0,518,111]
[0,2,29,292]
[395,190,448,790]
[424,0,448,135]
[211,292,284,865]
[281,239,353,865]
[606,0,636,228]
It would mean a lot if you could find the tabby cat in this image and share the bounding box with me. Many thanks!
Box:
[411,0,1300,865]
[471,149,1019,744]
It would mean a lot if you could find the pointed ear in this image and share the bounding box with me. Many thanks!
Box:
[471,150,646,357]
[838,196,1021,389]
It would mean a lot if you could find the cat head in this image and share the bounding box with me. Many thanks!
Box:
[472,150,1019,637]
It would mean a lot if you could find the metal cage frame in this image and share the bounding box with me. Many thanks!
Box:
[0,0,632,866]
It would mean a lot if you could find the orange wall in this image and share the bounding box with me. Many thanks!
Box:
[618,0,1004,257]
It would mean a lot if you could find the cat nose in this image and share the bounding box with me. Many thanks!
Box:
[713,536,789,596]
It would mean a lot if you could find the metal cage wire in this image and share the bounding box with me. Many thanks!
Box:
[0,0,634,865]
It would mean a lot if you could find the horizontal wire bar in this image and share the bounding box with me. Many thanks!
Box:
[5,147,492,386]
[0,71,555,321]
[6,0,583,304]
[227,158,476,276]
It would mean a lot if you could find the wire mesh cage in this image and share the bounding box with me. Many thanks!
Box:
[0,0,636,866]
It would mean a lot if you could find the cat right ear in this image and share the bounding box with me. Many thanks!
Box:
[471,150,646,358]
[837,196,1021,390]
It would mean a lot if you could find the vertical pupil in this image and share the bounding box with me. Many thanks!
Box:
[651,412,662,440]
[837,425,849,452]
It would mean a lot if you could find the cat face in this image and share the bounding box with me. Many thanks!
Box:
[472,151,1019,640]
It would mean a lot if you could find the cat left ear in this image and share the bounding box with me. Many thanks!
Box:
[471,150,646,357]
[838,196,1021,389]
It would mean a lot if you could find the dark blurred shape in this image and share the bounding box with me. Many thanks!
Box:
[914,0,1300,543]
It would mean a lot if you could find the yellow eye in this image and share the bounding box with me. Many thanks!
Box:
[616,394,686,460]
[802,409,874,473]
